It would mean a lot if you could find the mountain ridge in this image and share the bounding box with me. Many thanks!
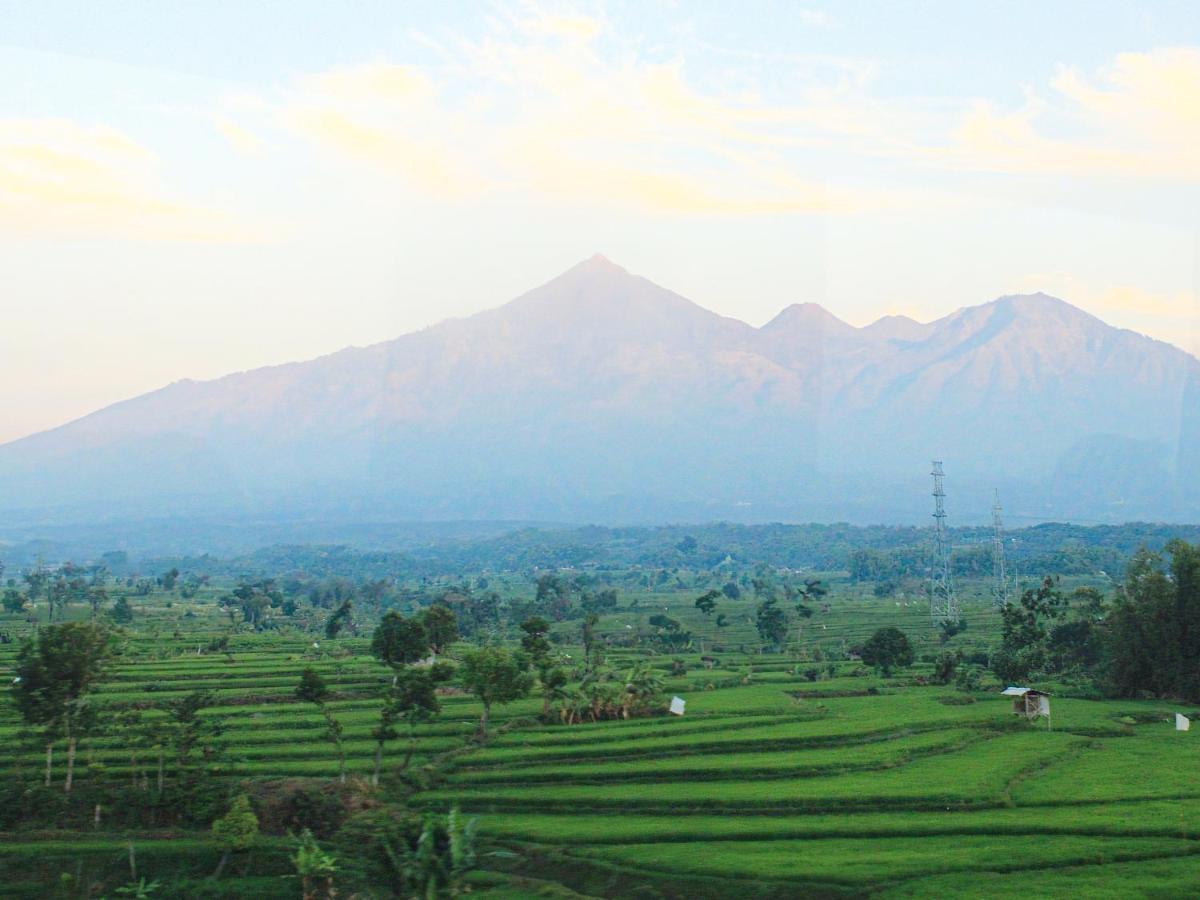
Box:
[2,256,1197,530]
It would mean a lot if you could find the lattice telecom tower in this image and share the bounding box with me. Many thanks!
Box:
[991,489,1011,608]
[929,461,959,622]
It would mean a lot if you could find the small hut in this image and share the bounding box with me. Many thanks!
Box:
[1001,686,1051,728]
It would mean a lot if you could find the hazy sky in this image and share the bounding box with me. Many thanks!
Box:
[2,0,1199,443]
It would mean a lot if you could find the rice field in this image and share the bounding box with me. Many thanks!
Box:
[1,580,1197,897]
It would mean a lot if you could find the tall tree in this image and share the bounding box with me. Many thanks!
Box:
[580,612,601,676]
[458,646,533,740]
[163,689,225,793]
[371,663,452,785]
[296,668,346,783]
[755,598,789,651]
[520,617,565,720]
[620,662,664,719]
[324,599,354,639]
[694,590,719,618]
[1108,542,1200,701]
[992,577,1066,684]
[420,605,459,658]
[860,626,914,676]
[12,621,114,792]
[370,613,429,685]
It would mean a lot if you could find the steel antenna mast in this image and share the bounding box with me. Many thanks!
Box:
[929,461,959,622]
[991,489,1010,608]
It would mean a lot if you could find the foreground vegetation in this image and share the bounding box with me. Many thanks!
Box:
[0,535,1197,897]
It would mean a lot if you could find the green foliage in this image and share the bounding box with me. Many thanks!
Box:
[2,588,27,613]
[581,587,619,614]
[113,877,162,898]
[420,605,459,655]
[290,828,337,899]
[694,590,720,617]
[324,599,353,639]
[164,689,225,771]
[458,645,533,738]
[295,668,330,705]
[993,577,1066,683]
[755,598,789,650]
[932,650,962,685]
[860,627,914,676]
[648,614,681,632]
[519,616,552,662]
[212,794,259,853]
[370,612,429,672]
[331,806,478,898]
[938,617,968,644]
[1107,540,1200,701]
[621,662,665,717]
[6,535,1200,898]
[295,668,345,780]
[12,622,114,727]
[109,595,135,624]
[12,621,114,790]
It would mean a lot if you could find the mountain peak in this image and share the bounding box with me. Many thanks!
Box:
[488,254,748,349]
[951,291,1109,333]
[988,291,1094,315]
[1,261,1195,525]
[568,252,628,276]
[863,314,929,342]
[761,302,854,336]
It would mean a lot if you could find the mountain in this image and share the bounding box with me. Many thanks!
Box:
[1,254,1197,543]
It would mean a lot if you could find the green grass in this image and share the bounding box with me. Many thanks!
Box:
[426,731,1088,812]
[449,728,980,784]
[571,835,1200,885]
[1,581,1196,898]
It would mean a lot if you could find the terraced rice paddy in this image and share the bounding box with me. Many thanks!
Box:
[421,681,1199,896]
[1,585,1197,896]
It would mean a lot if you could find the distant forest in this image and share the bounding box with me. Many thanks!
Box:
[19,521,1194,581]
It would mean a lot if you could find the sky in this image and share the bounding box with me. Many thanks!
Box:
[1,0,1199,443]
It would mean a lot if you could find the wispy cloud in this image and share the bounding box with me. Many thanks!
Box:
[0,117,264,241]
[214,117,266,157]
[931,47,1200,181]
[274,7,1200,221]
[275,10,887,214]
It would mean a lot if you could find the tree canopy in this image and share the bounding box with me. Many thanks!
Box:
[370,613,429,673]
[860,626,914,675]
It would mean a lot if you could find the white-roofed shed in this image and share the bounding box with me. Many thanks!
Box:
[1001,686,1051,727]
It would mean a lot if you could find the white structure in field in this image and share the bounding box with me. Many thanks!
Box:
[1001,686,1051,729]
[669,696,686,716]
[1177,714,1191,731]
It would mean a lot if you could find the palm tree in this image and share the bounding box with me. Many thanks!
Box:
[395,807,478,897]
[536,663,569,721]
[559,688,590,725]
[290,829,337,900]
[580,668,620,721]
[622,662,665,718]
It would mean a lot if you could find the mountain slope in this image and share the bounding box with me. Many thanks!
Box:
[1,256,1196,528]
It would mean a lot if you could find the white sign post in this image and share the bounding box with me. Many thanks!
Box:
[1177,713,1191,731]
[669,696,686,716]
